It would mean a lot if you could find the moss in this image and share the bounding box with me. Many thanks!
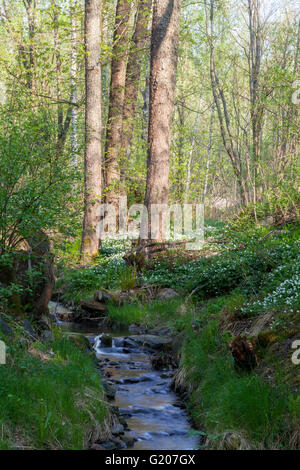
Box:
[257,330,279,348]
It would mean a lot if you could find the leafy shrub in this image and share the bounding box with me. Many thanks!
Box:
[120,266,137,290]
[0,112,79,254]
[57,255,127,303]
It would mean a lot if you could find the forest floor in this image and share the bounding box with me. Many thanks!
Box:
[0,218,299,450]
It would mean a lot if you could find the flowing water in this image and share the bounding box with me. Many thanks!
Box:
[49,301,198,450]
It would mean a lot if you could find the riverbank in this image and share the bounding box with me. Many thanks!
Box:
[100,295,299,450]
[0,316,110,450]
[0,307,198,450]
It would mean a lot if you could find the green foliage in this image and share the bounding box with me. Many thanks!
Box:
[107,302,144,327]
[58,222,300,325]
[143,238,299,297]
[230,184,300,232]
[57,258,127,304]
[220,291,246,320]
[0,112,80,253]
[0,250,51,312]
[139,224,299,322]
[288,395,300,424]
[56,239,136,303]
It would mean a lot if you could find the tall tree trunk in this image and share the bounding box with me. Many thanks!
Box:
[81,0,102,260]
[70,0,78,166]
[49,1,74,155]
[104,0,132,210]
[248,0,263,212]
[142,0,182,242]
[141,73,150,141]
[23,0,36,92]
[120,0,152,173]
[51,0,64,139]
[176,99,186,201]
[202,102,215,204]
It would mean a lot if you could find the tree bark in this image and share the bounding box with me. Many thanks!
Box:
[141,73,150,141]
[104,0,132,209]
[70,0,78,166]
[51,0,64,139]
[120,0,152,172]
[202,102,215,204]
[23,0,36,91]
[81,0,102,260]
[248,0,263,212]
[142,0,182,242]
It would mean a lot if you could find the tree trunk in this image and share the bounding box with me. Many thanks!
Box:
[202,102,215,205]
[120,0,152,172]
[248,0,263,212]
[142,0,182,242]
[176,99,186,201]
[81,0,102,260]
[51,1,64,139]
[70,0,78,166]
[184,95,202,203]
[23,0,36,92]
[141,73,150,141]
[104,0,132,210]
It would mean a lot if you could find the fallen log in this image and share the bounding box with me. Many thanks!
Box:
[80,300,107,314]
[123,240,191,267]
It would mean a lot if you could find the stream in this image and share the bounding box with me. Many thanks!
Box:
[49,301,198,450]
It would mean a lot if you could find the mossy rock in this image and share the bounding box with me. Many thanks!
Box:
[63,332,92,352]
[100,334,112,347]
[257,330,279,348]
[222,432,252,450]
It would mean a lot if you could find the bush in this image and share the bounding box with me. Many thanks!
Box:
[57,256,127,304]
[0,112,79,254]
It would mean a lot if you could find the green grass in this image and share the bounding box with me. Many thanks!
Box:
[107,298,186,329]
[0,329,108,449]
[181,323,289,448]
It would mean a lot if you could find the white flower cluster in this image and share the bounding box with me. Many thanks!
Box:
[242,274,300,315]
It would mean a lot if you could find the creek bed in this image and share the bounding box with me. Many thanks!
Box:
[49,301,198,450]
